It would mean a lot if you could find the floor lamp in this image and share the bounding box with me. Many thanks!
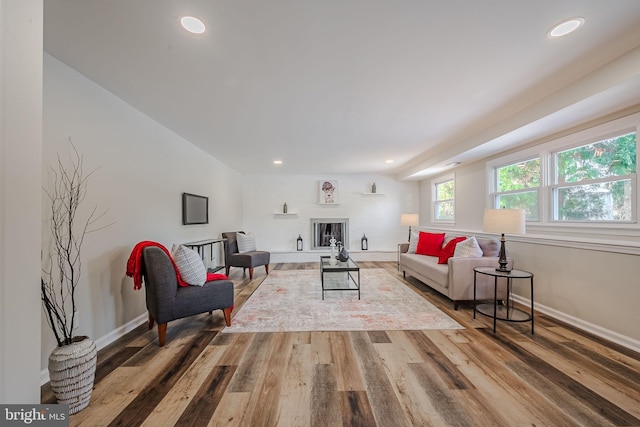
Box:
[482,208,525,272]
[400,214,419,242]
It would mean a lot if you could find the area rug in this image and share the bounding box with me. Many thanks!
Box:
[222,268,463,333]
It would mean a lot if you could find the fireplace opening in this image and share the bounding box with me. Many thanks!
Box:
[310,218,349,250]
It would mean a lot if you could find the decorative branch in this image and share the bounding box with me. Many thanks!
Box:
[41,139,109,347]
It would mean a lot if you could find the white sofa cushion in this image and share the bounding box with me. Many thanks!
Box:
[408,232,419,254]
[401,253,449,288]
[454,236,483,258]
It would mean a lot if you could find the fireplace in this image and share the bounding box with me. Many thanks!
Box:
[310,218,349,250]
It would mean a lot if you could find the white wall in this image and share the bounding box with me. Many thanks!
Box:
[242,175,418,262]
[41,54,244,372]
[0,0,43,403]
[418,158,640,348]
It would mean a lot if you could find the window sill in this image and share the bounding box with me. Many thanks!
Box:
[426,225,640,256]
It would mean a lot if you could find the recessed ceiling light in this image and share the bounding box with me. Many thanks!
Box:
[180,16,206,34]
[385,160,394,164]
[548,18,584,38]
[446,161,461,167]
[273,160,283,165]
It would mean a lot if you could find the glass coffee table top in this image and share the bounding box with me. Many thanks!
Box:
[320,256,360,299]
[320,256,359,271]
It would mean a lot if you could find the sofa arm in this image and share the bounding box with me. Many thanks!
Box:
[447,256,514,301]
[399,242,409,254]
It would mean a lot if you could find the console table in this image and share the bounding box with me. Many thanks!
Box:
[184,238,226,273]
[473,266,534,334]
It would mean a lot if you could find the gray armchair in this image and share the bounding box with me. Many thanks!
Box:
[222,231,270,280]
[141,246,234,346]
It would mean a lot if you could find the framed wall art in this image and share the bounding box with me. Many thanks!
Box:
[318,180,339,204]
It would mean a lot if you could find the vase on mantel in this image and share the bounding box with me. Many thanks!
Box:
[48,336,97,414]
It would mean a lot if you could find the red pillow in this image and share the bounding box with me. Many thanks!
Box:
[438,237,467,264]
[416,232,445,257]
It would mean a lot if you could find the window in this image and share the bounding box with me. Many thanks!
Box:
[433,174,455,221]
[552,132,636,221]
[493,158,541,221]
[487,112,639,229]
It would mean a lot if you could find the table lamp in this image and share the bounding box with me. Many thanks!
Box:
[482,208,525,272]
[401,213,419,241]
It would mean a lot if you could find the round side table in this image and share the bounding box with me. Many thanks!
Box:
[473,266,534,334]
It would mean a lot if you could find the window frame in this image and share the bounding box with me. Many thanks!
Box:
[489,155,542,222]
[486,112,639,232]
[549,130,637,223]
[431,173,455,224]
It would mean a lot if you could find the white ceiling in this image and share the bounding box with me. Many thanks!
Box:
[43,1,640,179]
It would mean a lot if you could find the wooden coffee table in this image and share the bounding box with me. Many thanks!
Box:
[320,256,360,300]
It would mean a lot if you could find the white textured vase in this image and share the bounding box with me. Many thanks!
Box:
[48,337,97,414]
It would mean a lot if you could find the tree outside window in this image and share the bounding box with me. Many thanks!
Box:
[434,177,455,221]
[494,158,540,221]
[553,132,636,221]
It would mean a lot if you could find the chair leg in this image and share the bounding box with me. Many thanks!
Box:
[148,312,155,330]
[225,266,230,276]
[158,323,167,347]
[265,264,269,275]
[249,267,254,280]
[223,306,232,326]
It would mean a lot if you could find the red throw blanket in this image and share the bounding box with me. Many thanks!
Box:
[126,241,229,290]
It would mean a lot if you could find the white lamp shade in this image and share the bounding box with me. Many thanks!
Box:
[483,209,525,234]
[401,213,419,227]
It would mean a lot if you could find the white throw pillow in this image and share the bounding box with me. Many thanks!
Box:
[453,236,483,258]
[171,244,207,286]
[408,232,419,254]
[237,233,257,253]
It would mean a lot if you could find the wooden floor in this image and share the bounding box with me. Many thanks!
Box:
[42,262,640,426]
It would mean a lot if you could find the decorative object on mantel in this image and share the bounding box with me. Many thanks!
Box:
[361,233,368,250]
[371,182,377,193]
[319,180,339,204]
[283,202,288,213]
[401,213,419,241]
[482,207,526,272]
[41,140,110,414]
[297,234,303,251]
[329,237,338,264]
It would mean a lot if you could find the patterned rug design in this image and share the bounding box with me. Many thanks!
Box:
[222,268,463,333]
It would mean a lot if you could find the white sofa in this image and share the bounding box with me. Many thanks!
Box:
[399,234,512,309]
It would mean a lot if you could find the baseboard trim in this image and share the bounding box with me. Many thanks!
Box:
[40,313,148,385]
[511,295,640,353]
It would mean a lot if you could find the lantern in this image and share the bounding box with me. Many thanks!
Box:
[361,233,368,250]
[297,234,303,251]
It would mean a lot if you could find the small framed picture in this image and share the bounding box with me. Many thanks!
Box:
[318,180,339,204]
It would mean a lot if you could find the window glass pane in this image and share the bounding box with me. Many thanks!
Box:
[556,179,632,221]
[497,158,540,192]
[436,180,454,200]
[435,200,454,220]
[496,191,539,221]
[556,132,636,184]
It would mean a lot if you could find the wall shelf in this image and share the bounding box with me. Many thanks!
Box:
[361,192,384,195]
[273,212,298,216]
